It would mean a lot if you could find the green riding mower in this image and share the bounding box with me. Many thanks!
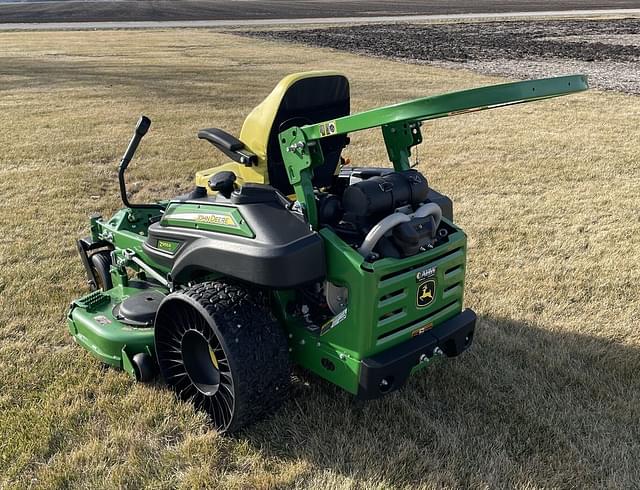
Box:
[68,71,587,432]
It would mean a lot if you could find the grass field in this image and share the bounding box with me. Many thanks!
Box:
[1,29,639,489]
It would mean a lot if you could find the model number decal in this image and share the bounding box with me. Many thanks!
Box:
[157,239,180,253]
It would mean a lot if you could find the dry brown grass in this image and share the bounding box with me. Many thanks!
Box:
[1,29,639,489]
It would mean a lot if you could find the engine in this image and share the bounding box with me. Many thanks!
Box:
[288,167,455,332]
[317,167,453,261]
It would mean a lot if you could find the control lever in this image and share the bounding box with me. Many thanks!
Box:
[117,116,163,210]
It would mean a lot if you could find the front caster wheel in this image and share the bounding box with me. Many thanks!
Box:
[132,352,155,382]
[154,281,290,433]
[90,251,113,291]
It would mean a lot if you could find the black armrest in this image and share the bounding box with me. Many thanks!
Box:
[198,128,243,151]
[198,128,257,166]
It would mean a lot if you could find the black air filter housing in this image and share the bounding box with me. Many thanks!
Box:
[342,169,429,219]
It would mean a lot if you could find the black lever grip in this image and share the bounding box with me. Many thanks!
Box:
[120,115,151,171]
[135,115,151,136]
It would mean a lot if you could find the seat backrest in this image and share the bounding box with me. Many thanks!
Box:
[239,71,350,195]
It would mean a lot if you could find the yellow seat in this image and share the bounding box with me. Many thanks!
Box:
[195,71,350,195]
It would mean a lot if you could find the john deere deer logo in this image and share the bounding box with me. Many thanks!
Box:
[416,280,435,308]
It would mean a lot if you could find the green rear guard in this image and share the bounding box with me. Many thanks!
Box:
[278,221,467,395]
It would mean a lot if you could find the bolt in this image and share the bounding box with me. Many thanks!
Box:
[434,347,444,356]
[300,339,305,345]
[287,141,305,152]
[339,353,347,361]
[316,342,321,347]
[419,353,429,363]
[380,379,389,386]
[289,333,293,339]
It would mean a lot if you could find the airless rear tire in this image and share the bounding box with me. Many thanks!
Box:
[154,281,290,433]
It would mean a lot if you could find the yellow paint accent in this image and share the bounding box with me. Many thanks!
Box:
[208,345,219,370]
[419,286,433,301]
[195,70,346,195]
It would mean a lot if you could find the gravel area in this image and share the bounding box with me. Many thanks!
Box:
[244,18,640,94]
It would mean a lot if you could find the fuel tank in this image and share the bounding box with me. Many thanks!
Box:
[143,185,325,288]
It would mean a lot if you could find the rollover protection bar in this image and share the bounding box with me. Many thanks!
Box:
[300,75,589,139]
[278,75,588,228]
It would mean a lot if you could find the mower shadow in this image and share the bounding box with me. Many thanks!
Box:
[242,314,640,487]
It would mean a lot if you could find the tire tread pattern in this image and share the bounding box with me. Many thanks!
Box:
[159,280,290,432]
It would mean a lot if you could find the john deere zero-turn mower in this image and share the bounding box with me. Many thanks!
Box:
[68,72,587,432]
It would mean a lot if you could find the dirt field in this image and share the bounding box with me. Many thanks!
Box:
[1,0,640,23]
[1,29,640,489]
[246,18,640,94]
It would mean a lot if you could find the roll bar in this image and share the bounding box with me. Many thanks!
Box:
[278,75,588,228]
[300,75,588,139]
